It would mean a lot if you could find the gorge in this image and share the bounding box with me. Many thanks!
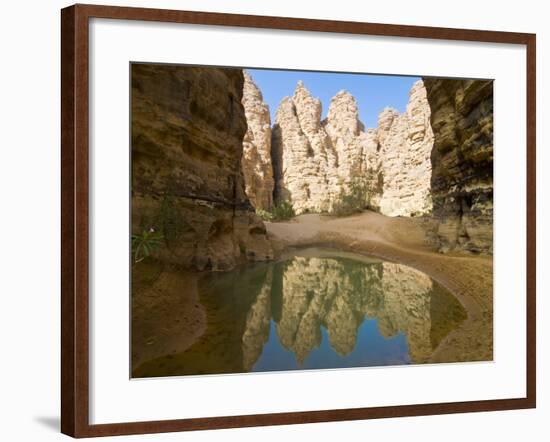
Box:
[131,65,494,376]
[242,71,492,254]
[132,66,494,262]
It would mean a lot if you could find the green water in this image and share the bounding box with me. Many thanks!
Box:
[133,248,466,378]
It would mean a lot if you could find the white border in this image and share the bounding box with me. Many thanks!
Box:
[89,18,527,425]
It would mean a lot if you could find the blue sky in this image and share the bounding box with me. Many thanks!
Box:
[247,69,420,129]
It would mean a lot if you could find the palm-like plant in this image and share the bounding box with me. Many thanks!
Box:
[131,228,164,263]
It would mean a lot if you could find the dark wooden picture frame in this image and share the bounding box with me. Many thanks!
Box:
[61,3,536,438]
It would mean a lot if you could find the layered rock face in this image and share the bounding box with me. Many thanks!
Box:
[272,83,376,214]
[373,81,434,216]
[131,64,272,271]
[241,73,274,210]
[423,79,493,253]
[272,81,336,213]
[269,80,433,216]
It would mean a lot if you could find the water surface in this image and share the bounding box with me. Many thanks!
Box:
[133,248,466,377]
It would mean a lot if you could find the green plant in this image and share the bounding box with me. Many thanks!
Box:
[330,178,370,217]
[255,208,274,222]
[256,201,295,222]
[271,201,295,220]
[131,228,164,263]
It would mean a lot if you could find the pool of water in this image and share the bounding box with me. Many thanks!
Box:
[133,248,467,377]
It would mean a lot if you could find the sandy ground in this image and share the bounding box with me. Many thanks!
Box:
[266,211,493,363]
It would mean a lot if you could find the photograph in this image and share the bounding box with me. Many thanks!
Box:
[0,0,542,439]
[130,63,494,378]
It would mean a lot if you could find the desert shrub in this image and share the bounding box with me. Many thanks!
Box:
[330,178,370,217]
[272,201,295,220]
[256,201,295,222]
[255,208,274,222]
[131,228,164,263]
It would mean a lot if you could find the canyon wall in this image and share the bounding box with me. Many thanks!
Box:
[373,81,434,216]
[241,72,274,210]
[269,79,433,217]
[271,81,340,214]
[131,64,272,271]
[423,79,493,253]
[243,74,493,254]
[271,81,375,214]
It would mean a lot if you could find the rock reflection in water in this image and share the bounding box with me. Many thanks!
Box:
[132,249,466,378]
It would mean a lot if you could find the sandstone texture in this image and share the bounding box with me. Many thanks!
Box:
[131,64,272,271]
[373,81,434,217]
[269,80,434,217]
[271,81,336,214]
[272,82,375,214]
[423,79,493,253]
[241,72,275,210]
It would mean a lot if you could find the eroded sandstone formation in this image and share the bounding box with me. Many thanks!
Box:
[272,82,379,214]
[241,72,275,210]
[271,81,336,213]
[131,64,272,271]
[373,81,434,216]
[269,79,434,217]
[423,79,493,253]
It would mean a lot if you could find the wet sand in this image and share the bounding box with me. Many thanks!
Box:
[266,211,493,363]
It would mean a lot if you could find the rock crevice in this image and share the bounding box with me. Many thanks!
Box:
[241,72,275,211]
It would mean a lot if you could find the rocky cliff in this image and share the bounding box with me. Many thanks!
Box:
[131,64,272,271]
[373,81,434,216]
[271,81,336,214]
[423,79,493,253]
[241,72,275,210]
[272,82,378,214]
[269,79,434,217]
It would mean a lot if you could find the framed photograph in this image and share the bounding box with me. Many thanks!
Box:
[61,3,536,438]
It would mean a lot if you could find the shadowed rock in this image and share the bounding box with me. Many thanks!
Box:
[131,64,272,271]
[423,78,493,253]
